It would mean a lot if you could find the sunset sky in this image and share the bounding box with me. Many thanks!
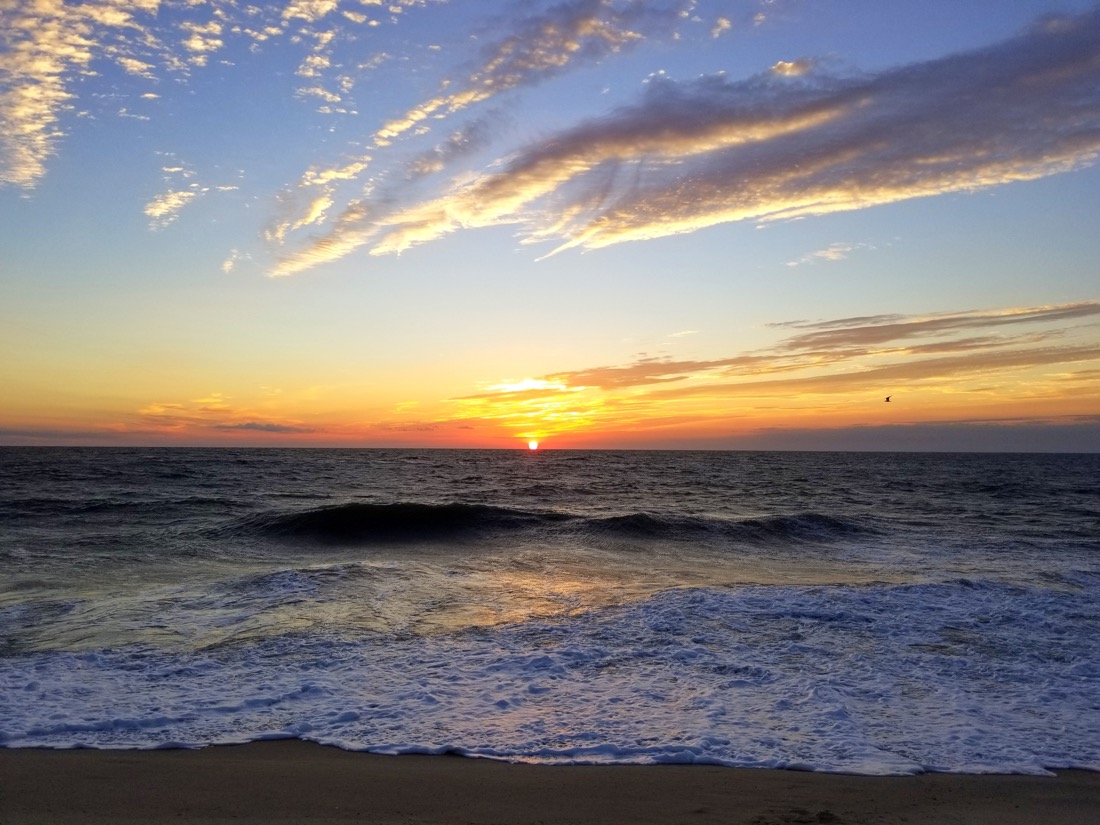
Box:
[2,0,1099,450]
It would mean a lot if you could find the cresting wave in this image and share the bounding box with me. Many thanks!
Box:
[229,501,873,547]
[230,502,566,543]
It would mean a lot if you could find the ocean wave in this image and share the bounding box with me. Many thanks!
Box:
[2,580,1098,773]
[582,511,869,544]
[0,495,232,521]
[228,501,568,544]
[222,501,871,550]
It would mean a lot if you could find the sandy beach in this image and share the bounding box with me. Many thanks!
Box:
[1,740,1097,825]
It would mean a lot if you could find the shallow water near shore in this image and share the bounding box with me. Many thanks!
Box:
[1,448,1098,774]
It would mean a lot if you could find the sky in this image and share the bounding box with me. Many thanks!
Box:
[1,0,1099,451]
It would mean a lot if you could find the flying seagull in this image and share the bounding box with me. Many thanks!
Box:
[885,396,891,402]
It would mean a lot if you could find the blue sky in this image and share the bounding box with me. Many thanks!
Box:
[2,0,1099,449]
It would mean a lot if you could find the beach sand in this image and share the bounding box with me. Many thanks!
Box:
[1,741,1097,824]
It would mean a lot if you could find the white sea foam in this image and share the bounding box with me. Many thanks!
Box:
[2,580,1097,775]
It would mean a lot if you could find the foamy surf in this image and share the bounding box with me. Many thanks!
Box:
[2,580,1098,775]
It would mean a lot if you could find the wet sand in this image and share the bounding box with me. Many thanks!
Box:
[2,740,1097,824]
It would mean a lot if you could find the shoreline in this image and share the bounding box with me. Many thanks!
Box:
[2,741,1097,825]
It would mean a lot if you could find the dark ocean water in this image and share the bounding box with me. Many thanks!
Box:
[1,448,1097,773]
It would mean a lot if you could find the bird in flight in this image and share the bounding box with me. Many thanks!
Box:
[885,396,892,402]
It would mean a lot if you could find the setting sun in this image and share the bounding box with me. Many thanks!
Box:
[528,440,539,450]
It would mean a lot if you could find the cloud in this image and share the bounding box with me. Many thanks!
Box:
[373,0,690,145]
[1,3,99,188]
[770,58,814,77]
[298,85,342,104]
[703,417,1100,453]
[541,357,733,391]
[266,0,691,274]
[117,57,157,79]
[0,427,133,445]
[296,53,332,78]
[212,421,315,433]
[775,302,1100,352]
[405,113,502,179]
[137,393,315,435]
[282,0,340,23]
[145,189,200,229]
[264,157,373,246]
[0,0,213,188]
[180,19,225,61]
[221,248,254,273]
[144,159,206,229]
[143,156,243,229]
[0,0,406,190]
[787,241,874,267]
[647,343,1100,402]
[273,8,1100,272]
[437,300,1100,438]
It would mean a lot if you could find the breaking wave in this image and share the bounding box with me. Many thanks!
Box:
[226,501,870,548]
[231,502,566,544]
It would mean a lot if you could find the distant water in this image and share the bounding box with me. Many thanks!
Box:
[1,448,1098,774]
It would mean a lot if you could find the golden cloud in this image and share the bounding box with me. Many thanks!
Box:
[435,301,1100,439]
[144,189,200,229]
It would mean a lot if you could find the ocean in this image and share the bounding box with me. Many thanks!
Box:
[1,447,1097,775]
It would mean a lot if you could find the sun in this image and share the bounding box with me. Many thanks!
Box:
[528,440,539,450]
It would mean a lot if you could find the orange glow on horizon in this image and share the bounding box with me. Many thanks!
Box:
[5,298,1098,448]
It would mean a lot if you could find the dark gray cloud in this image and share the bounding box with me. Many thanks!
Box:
[778,302,1100,352]
[212,422,315,433]
[706,417,1100,453]
[405,113,504,180]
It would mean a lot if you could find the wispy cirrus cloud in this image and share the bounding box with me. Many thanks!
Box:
[787,241,875,267]
[373,0,692,146]
[405,113,502,180]
[271,7,1100,274]
[266,0,692,275]
[773,302,1100,352]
